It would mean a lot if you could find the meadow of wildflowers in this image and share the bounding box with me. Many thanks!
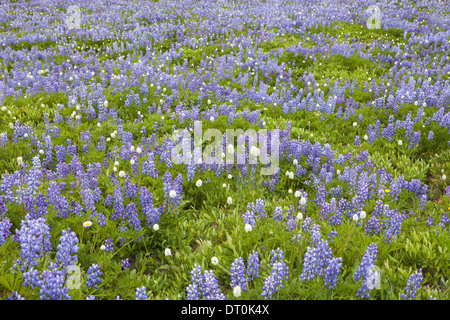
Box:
[0,0,449,301]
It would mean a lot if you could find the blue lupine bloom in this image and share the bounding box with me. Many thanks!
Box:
[86,264,102,289]
[230,257,248,291]
[15,216,52,272]
[39,262,71,300]
[104,238,114,252]
[400,269,423,300]
[86,295,96,300]
[186,264,204,300]
[135,286,148,300]
[121,258,131,271]
[328,230,338,243]
[23,267,41,289]
[324,257,343,289]
[247,250,260,281]
[273,206,283,222]
[260,248,290,299]
[260,275,278,300]
[186,264,225,300]
[242,209,256,228]
[0,216,12,246]
[56,228,79,270]
[203,270,226,300]
[354,243,378,299]
[6,291,25,300]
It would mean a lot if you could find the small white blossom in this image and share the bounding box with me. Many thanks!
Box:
[300,197,307,206]
[169,190,177,198]
[211,257,219,265]
[352,214,359,221]
[360,211,367,219]
[153,224,159,231]
[164,248,172,257]
[83,221,92,227]
[294,191,301,197]
[227,197,232,205]
[245,224,252,233]
[118,171,126,178]
[196,179,202,187]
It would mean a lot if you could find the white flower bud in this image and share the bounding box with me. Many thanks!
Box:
[196,179,202,187]
[164,248,172,256]
[211,257,219,265]
[360,211,366,219]
[153,224,159,231]
[245,224,252,233]
[227,197,233,205]
[300,197,307,206]
[169,190,177,198]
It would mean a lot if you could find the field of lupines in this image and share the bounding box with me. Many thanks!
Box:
[0,0,449,301]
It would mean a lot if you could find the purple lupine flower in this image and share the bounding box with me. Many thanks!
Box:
[56,228,79,270]
[15,216,52,272]
[6,291,25,300]
[324,257,343,289]
[135,286,148,300]
[230,257,248,291]
[270,260,290,290]
[104,238,113,252]
[440,213,450,225]
[23,267,41,289]
[247,250,260,281]
[242,209,256,228]
[86,295,96,300]
[260,275,277,300]
[273,206,283,222]
[253,199,266,218]
[328,230,338,243]
[0,217,12,246]
[354,243,378,299]
[121,258,131,271]
[186,264,204,300]
[425,216,434,226]
[400,269,423,300]
[86,264,102,289]
[203,270,226,300]
[39,263,71,300]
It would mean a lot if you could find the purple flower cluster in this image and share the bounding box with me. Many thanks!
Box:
[86,264,102,289]
[186,264,225,300]
[56,228,79,270]
[230,257,248,291]
[354,243,379,299]
[400,269,423,300]
[261,248,289,300]
[15,216,52,272]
